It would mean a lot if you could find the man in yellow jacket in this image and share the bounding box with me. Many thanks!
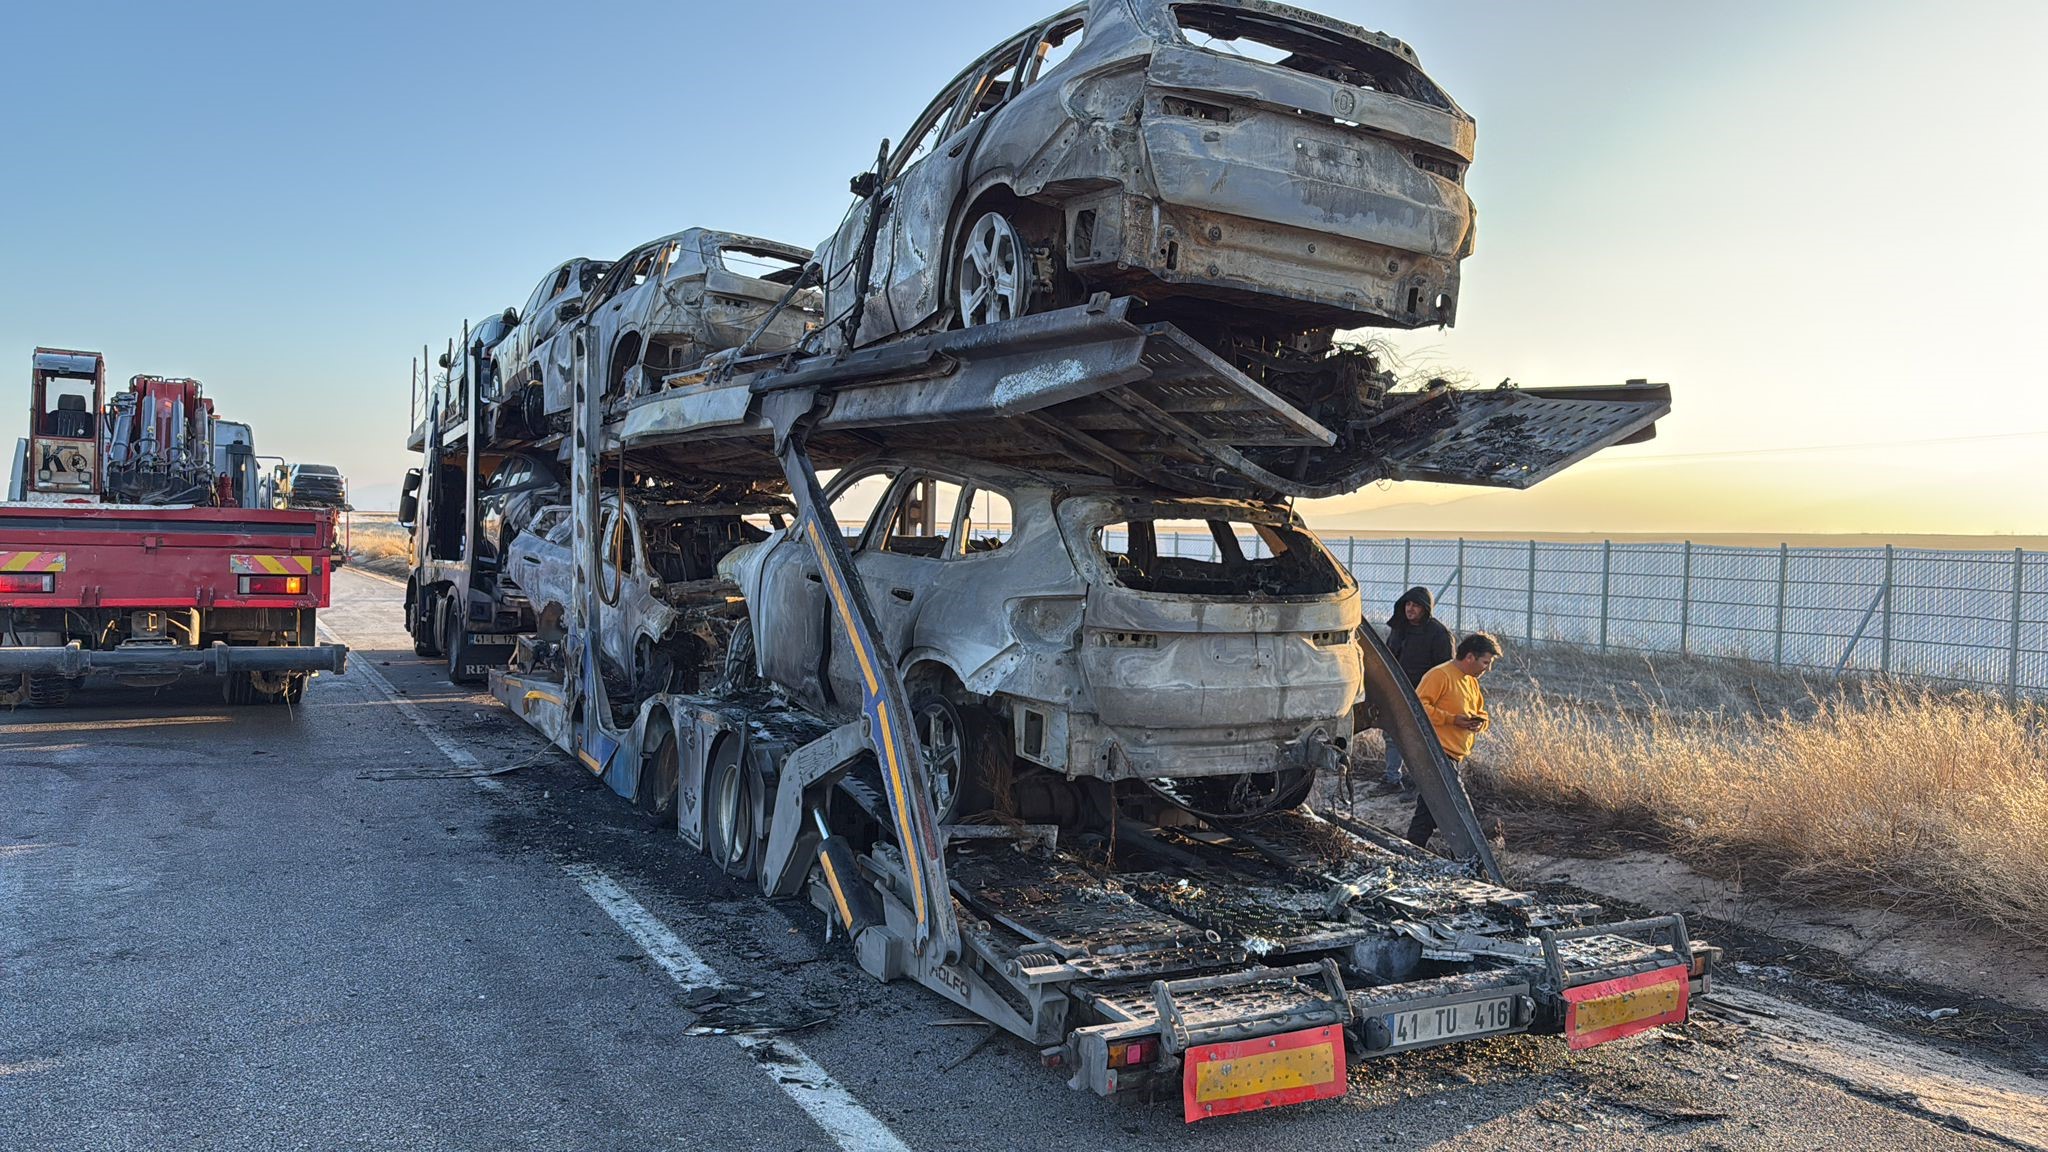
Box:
[1406,632,1503,847]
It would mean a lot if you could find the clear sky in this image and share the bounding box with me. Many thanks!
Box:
[4,0,2042,534]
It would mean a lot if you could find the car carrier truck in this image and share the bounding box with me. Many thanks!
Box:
[401,287,1709,1121]
[1,348,348,706]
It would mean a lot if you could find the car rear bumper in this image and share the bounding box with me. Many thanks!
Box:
[1068,189,1464,328]
[0,640,349,678]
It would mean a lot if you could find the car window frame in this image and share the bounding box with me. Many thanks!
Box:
[873,468,971,561]
[822,464,906,552]
[946,33,1039,139]
[1022,11,1087,88]
[953,482,1016,560]
[889,78,974,179]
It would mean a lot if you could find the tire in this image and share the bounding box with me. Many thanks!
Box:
[704,739,758,883]
[26,674,72,709]
[445,597,481,685]
[909,687,999,823]
[955,212,1030,329]
[721,618,759,694]
[411,591,443,658]
[637,720,680,828]
[632,635,674,698]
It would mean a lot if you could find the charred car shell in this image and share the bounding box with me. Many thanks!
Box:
[721,453,1361,820]
[816,0,1475,352]
[509,493,781,698]
[533,230,823,430]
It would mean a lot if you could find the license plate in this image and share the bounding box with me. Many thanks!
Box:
[1565,965,1688,1049]
[1182,1024,1346,1123]
[1387,996,1517,1049]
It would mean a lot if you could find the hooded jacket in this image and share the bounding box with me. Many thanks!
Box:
[1386,586,1453,686]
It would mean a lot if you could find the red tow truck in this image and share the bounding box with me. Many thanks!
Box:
[1,348,348,707]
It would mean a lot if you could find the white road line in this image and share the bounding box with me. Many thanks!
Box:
[318,609,912,1152]
[315,620,491,781]
[567,863,913,1152]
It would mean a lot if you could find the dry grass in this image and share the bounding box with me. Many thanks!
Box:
[1468,647,2048,931]
[346,516,411,579]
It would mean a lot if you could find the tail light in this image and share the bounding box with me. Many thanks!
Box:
[0,573,54,593]
[1107,1038,1158,1068]
[239,575,305,595]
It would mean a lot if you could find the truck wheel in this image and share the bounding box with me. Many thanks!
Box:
[705,739,758,883]
[25,674,73,709]
[445,601,480,685]
[411,592,443,658]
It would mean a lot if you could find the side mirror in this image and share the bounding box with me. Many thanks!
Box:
[501,306,519,327]
[848,171,881,200]
[436,351,454,370]
[397,469,421,528]
[555,299,584,322]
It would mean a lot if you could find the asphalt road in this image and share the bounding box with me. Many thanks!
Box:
[0,567,2027,1151]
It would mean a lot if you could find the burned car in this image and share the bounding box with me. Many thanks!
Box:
[720,453,1361,823]
[815,0,1474,352]
[487,257,613,442]
[531,230,823,424]
[508,493,784,700]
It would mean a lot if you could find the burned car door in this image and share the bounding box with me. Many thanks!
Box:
[868,34,1038,343]
[749,467,902,714]
[853,472,968,673]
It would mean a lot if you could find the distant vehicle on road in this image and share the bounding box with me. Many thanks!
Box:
[275,463,348,510]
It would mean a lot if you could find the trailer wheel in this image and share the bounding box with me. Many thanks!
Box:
[636,720,680,828]
[25,674,73,709]
[705,739,758,883]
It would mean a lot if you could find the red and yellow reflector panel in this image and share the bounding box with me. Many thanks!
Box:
[1182,1024,1346,1123]
[238,575,306,596]
[0,550,66,573]
[229,554,316,576]
[1564,964,1689,1049]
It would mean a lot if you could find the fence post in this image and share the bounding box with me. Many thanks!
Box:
[1598,539,1612,653]
[1773,543,1790,669]
[1456,537,1466,633]
[1345,535,1357,581]
[1880,544,1894,675]
[1678,539,1693,657]
[1402,537,1412,589]
[1525,539,1538,645]
[2010,548,2025,702]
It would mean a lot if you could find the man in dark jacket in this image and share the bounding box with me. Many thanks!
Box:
[1373,585,1454,794]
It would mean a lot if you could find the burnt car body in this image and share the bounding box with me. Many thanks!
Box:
[476,449,565,568]
[487,258,612,442]
[507,493,781,697]
[720,453,1361,821]
[815,0,1474,353]
[530,230,824,428]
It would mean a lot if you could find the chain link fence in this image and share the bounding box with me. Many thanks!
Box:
[1291,535,2046,699]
